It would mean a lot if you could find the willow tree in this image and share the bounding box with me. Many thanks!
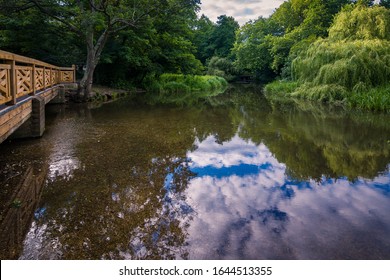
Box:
[289,5,390,102]
[0,0,200,100]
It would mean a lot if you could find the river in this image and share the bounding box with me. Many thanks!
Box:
[1,85,389,259]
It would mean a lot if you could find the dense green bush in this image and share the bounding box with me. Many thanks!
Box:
[349,86,390,111]
[264,81,299,96]
[292,39,390,90]
[207,56,237,81]
[265,5,390,111]
[147,73,228,94]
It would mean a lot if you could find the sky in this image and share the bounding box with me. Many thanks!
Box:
[199,0,287,25]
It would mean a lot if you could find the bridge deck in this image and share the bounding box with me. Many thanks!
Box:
[0,50,76,143]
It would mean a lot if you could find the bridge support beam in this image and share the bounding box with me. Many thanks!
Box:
[11,96,45,139]
[1,84,72,144]
[50,85,66,104]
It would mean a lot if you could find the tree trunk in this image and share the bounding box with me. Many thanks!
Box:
[77,28,110,101]
[78,45,96,101]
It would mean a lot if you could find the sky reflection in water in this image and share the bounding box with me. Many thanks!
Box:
[5,91,389,260]
[185,135,390,259]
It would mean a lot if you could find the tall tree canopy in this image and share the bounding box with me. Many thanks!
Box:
[0,0,201,99]
[192,14,215,64]
[379,0,390,8]
[233,0,353,80]
[209,15,239,58]
[192,14,239,62]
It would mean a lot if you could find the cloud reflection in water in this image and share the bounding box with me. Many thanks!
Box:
[185,135,390,259]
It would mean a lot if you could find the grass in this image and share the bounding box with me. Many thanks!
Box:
[349,86,390,112]
[146,73,228,94]
[264,80,390,112]
[263,80,299,96]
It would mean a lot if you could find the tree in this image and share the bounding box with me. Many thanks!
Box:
[232,17,278,82]
[150,1,203,75]
[209,15,239,58]
[0,0,200,100]
[207,56,236,81]
[289,5,390,103]
[0,3,83,66]
[379,0,390,8]
[237,0,354,80]
[94,0,203,87]
[192,14,215,64]
[328,4,390,40]
[355,0,374,6]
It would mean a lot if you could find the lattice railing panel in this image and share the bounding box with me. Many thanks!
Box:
[0,51,75,104]
[35,68,44,90]
[60,71,74,83]
[16,66,33,97]
[44,69,51,88]
[0,65,12,105]
[51,69,56,85]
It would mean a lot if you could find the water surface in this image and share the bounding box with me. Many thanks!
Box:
[1,86,389,259]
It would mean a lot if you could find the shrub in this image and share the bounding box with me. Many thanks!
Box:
[146,73,228,95]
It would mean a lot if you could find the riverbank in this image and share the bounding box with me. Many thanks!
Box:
[264,81,390,112]
[89,85,141,102]
[86,74,228,105]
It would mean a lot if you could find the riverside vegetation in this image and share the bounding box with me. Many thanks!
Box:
[141,74,228,105]
[263,3,390,111]
[1,1,389,110]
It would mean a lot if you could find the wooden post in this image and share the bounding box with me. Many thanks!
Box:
[49,67,52,86]
[31,64,36,95]
[43,67,45,89]
[6,60,16,105]
[72,64,76,82]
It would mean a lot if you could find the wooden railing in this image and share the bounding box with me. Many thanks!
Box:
[0,50,76,106]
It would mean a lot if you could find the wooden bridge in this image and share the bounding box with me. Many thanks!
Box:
[0,50,76,143]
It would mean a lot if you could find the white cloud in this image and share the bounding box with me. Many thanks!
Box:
[199,0,286,25]
[182,135,390,259]
[187,134,282,169]
[184,171,390,259]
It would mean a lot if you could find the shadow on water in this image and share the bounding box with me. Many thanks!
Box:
[0,85,389,259]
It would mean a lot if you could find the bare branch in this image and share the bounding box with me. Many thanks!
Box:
[30,0,84,37]
[0,0,35,12]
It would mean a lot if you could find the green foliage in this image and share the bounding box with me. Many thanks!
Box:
[380,0,390,8]
[210,15,239,58]
[264,5,390,111]
[264,80,299,96]
[349,86,390,111]
[329,5,390,40]
[161,81,191,94]
[148,74,228,94]
[267,0,352,76]
[192,15,216,64]
[0,6,83,66]
[292,84,348,102]
[292,39,390,90]
[193,14,239,63]
[142,73,228,105]
[0,0,203,91]
[265,81,349,104]
[207,56,236,81]
[356,0,374,7]
[232,17,278,82]
[233,0,351,79]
